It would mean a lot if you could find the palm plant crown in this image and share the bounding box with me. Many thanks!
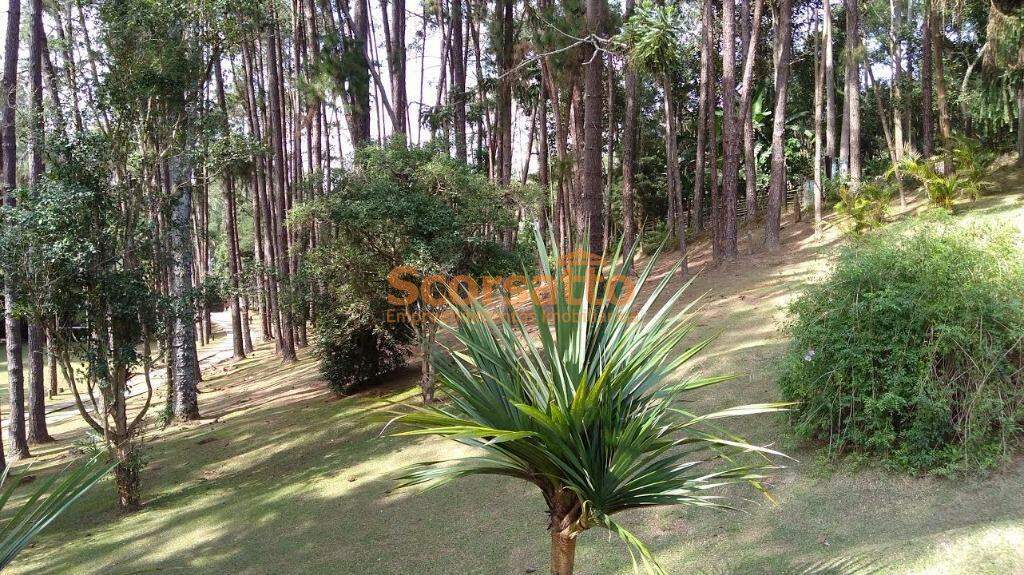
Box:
[388,234,786,575]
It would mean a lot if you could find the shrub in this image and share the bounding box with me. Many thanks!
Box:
[835,179,894,233]
[895,137,993,209]
[302,141,516,395]
[641,220,669,255]
[778,217,1024,475]
[821,174,849,205]
[314,305,412,394]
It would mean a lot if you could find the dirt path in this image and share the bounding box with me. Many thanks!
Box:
[6,311,246,429]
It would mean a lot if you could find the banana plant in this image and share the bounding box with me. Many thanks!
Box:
[386,233,788,575]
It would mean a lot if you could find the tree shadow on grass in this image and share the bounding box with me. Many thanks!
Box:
[9,371,554,574]
[13,320,1024,575]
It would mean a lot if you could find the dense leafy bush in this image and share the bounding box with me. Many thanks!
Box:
[820,174,849,205]
[314,306,412,394]
[303,141,516,394]
[779,216,1024,474]
[641,221,669,255]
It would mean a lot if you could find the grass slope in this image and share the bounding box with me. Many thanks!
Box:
[6,163,1024,574]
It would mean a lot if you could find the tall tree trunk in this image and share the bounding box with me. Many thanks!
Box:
[604,67,614,251]
[40,33,66,137]
[74,0,110,131]
[290,0,308,353]
[720,0,739,260]
[813,4,824,229]
[708,13,722,260]
[539,82,551,240]
[866,65,896,165]
[737,0,764,250]
[496,0,513,187]
[495,0,514,248]
[348,0,372,146]
[47,325,58,397]
[25,0,50,444]
[215,59,245,360]
[889,0,905,163]
[51,7,83,132]
[664,75,686,275]
[845,0,861,187]
[930,1,950,163]
[582,0,606,254]
[3,0,25,461]
[387,0,407,138]
[552,85,569,249]
[839,89,849,174]
[694,0,714,235]
[523,100,538,185]
[889,0,907,205]
[27,325,51,443]
[450,0,466,160]
[824,0,836,177]
[239,45,274,344]
[764,0,793,250]
[570,83,585,248]
[169,155,201,421]
[267,21,297,362]
[1018,80,1023,166]
[621,0,639,258]
[741,0,756,222]
[921,0,933,157]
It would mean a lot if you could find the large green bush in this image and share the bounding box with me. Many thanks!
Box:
[314,305,412,394]
[779,216,1024,474]
[303,141,516,394]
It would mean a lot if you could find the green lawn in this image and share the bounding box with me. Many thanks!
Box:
[5,165,1024,574]
[0,344,103,419]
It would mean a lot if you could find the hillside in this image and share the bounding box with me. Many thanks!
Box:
[6,164,1024,575]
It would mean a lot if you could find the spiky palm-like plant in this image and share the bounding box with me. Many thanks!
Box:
[388,235,786,575]
[0,455,111,569]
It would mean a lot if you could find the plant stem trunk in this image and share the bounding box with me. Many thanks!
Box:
[550,530,577,575]
[1018,82,1023,166]
[114,441,140,512]
[844,0,861,188]
[582,0,605,254]
[930,1,950,168]
[27,323,52,443]
[813,3,824,229]
[824,0,836,177]
[3,0,26,463]
[663,74,686,276]
[694,0,714,235]
[621,0,638,261]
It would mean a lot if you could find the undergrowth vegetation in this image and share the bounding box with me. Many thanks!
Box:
[894,136,995,209]
[834,179,895,233]
[779,214,1024,475]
